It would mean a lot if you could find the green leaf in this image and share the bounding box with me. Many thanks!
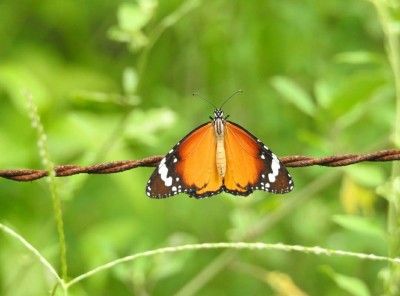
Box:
[332,215,386,240]
[334,51,385,65]
[328,72,386,117]
[321,265,371,296]
[314,79,333,109]
[271,76,316,116]
[124,108,177,146]
[343,164,386,188]
[376,177,400,203]
[123,67,138,95]
[118,2,151,31]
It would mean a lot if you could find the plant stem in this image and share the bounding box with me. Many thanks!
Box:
[372,0,400,294]
[65,242,400,288]
[26,91,68,281]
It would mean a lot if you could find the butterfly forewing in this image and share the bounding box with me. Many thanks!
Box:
[146,122,223,198]
[223,121,293,195]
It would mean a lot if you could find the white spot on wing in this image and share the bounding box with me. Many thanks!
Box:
[268,173,276,183]
[158,157,173,187]
[268,153,281,183]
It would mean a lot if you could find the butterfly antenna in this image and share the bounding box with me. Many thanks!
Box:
[193,92,218,109]
[219,89,243,109]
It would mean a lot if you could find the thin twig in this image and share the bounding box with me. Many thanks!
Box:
[26,90,68,281]
[0,150,398,182]
[65,241,400,288]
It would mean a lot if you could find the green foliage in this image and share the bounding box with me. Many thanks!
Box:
[321,265,371,296]
[0,0,398,295]
[271,76,317,116]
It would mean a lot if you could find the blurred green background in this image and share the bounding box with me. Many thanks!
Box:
[0,0,395,295]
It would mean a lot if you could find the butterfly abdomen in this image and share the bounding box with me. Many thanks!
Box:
[213,115,226,177]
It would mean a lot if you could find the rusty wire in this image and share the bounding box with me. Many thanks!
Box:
[0,150,399,182]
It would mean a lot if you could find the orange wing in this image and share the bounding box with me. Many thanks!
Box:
[146,122,224,198]
[223,121,293,196]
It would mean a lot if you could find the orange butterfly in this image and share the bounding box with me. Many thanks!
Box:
[146,101,294,198]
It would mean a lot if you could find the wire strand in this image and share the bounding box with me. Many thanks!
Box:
[0,150,399,182]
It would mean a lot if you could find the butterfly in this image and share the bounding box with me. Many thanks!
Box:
[146,99,294,198]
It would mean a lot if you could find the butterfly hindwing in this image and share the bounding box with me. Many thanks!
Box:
[223,121,293,196]
[146,122,224,198]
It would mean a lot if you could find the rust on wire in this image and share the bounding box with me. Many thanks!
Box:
[282,149,400,167]
[0,150,399,182]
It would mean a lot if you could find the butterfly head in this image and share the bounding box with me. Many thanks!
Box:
[214,109,224,119]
